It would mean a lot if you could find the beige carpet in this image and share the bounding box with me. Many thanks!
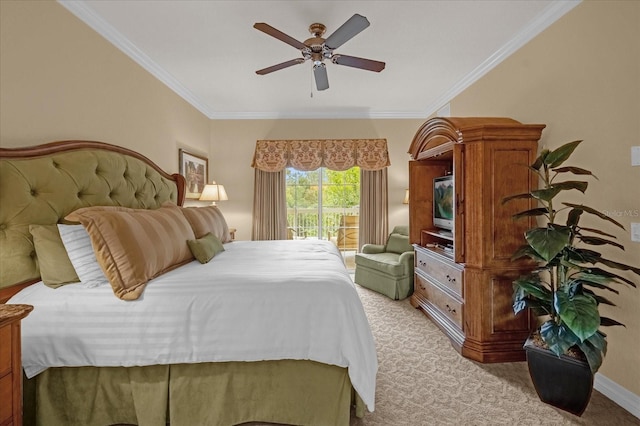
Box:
[349,284,640,426]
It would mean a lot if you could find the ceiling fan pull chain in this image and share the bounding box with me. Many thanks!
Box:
[310,68,314,98]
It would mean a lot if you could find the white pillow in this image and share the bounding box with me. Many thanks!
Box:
[57,224,109,288]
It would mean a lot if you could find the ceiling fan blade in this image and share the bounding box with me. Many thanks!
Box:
[332,55,385,72]
[313,63,329,91]
[324,14,370,50]
[256,58,306,75]
[253,23,308,50]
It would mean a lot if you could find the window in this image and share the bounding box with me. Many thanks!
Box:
[286,167,360,250]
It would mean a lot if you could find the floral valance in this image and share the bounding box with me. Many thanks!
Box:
[251,139,390,172]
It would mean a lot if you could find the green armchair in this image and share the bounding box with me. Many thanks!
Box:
[354,225,414,300]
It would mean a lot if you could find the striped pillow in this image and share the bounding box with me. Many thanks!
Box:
[180,205,231,242]
[65,202,195,300]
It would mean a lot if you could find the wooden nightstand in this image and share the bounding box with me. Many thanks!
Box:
[0,304,33,426]
[229,227,236,241]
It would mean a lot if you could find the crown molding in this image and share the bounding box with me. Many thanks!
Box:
[57,0,216,119]
[423,0,581,118]
[210,110,428,120]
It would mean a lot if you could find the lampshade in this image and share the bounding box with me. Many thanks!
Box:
[199,181,228,205]
[403,189,409,204]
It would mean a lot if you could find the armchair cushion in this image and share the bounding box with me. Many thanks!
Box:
[356,252,407,276]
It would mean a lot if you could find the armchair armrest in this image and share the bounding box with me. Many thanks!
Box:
[361,244,386,254]
[399,251,415,271]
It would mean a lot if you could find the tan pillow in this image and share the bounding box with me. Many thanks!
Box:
[65,203,195,300]
[180,205,231,242]
[29,224,80,288]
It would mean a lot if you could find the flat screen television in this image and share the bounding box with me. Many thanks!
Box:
[433,175,454,233]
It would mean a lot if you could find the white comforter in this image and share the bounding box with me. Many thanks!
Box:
[8,239,378,411]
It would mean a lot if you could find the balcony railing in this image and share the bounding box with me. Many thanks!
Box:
[287,207,359,241]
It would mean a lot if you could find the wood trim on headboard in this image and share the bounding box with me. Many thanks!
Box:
[0,140,186,205]
[0,282,32,304]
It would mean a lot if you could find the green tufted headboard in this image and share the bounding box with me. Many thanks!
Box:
[0,141,186,300]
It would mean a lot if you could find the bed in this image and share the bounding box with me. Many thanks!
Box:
[0,140,377,426]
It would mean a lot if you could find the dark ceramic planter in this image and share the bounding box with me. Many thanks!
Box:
[524,337,594,416]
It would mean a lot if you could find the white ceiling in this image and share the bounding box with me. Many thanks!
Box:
[59,0,579,120]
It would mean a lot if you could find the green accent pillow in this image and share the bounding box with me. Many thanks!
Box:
[187,232,225,264]
[29,224,80,288]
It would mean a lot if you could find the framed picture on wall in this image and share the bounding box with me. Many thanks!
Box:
[179,149,208,199]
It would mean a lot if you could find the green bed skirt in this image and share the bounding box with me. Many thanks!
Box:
[23,360,365,426]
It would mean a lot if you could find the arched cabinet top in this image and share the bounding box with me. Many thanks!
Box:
[408,117,546,160]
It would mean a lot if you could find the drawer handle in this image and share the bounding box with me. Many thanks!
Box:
[446,274,456,283]
[446,304,457,314]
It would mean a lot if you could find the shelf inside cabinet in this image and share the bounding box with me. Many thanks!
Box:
[422,229,453,241]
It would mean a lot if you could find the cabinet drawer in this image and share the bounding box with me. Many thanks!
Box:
[415,248,463,296]
[0,371,12,424]
[0,324,11,377]
[415,274,463,329]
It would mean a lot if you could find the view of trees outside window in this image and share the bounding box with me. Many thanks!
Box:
[286,167,360,247]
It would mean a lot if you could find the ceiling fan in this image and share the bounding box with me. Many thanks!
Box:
[253,14,385,91]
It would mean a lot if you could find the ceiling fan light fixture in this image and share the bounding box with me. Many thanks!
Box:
[313,62,329,91]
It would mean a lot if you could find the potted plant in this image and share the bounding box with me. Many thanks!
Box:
[503,140,639,415]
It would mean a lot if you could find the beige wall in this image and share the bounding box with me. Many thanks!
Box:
[0,0,210,172]
[210,119,423,241]
[450,1,640,395]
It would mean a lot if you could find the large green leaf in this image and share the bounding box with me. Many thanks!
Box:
[570,247,602,263]
[531,186,562,202]
[501,192,535,205]
[581,288,616,306]
[578,226,617,238]
[526,226,570,262]
[510,244,546,262]
[563,203,625,230]
[578,235,625,250]
[551,180,589,193]
[540,321,579,356]
[567,208,583,227]
[595,257,640,276]
[544,140,583,168]
[531,149,550,170]
[579,268,638,287]
[575,273,620,294]
[600,316,624,327]
[515,298,550,316]
[576,332,607,373]
[552,166,596,177]
[512,208,549,221]
[513,276,551,302]
[554,292,600,341]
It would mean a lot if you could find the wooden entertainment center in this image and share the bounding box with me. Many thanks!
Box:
[408,117,545,362]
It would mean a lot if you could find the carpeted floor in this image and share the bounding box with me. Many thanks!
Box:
[348,284,640,426]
